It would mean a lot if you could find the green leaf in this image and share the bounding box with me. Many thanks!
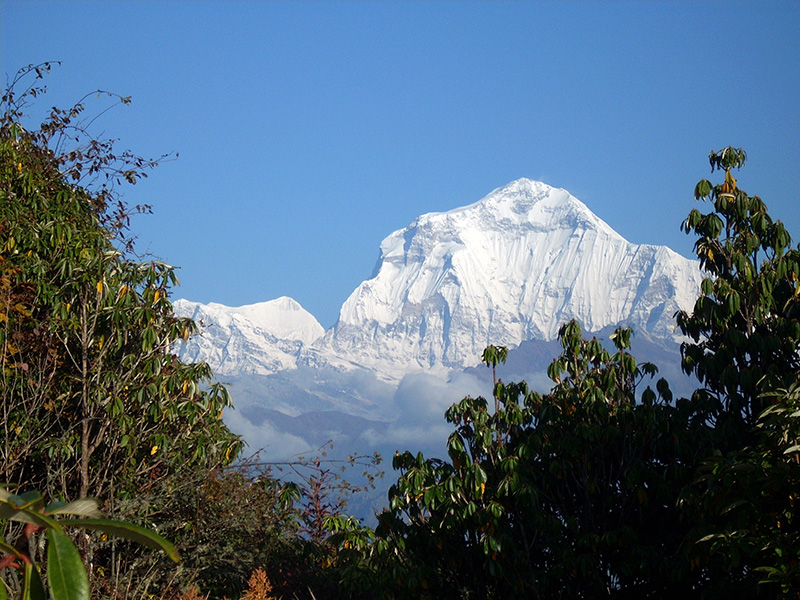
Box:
[0,499,61,530]
[59,518,180,562]
[2,490,43,510]
[46,528,89,600]
[23,562,46,600]
[701,278,714,295]
[695,179,712,199]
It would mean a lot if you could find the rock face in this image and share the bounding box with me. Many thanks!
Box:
[316,179,702,379]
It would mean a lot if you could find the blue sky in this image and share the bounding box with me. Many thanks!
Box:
[3,1,799,328]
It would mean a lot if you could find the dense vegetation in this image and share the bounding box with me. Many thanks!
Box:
[2,65,799,599]
[0,64,366,600]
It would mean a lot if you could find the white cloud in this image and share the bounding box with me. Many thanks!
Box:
[224,408,313,461]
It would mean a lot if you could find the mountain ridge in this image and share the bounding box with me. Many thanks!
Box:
[175,179,702,381]
[313,178,702,379]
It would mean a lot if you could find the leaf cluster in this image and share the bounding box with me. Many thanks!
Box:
[335,324,704,599]
[0,485,177,600]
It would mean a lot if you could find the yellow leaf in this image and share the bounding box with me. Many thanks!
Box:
[96,281,103,294]
[182,380,189,394]
[725,170,737,190]
[150,445,158,455]
[17,162,22,173]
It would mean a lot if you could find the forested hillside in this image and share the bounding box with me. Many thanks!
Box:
[2,66,799,599]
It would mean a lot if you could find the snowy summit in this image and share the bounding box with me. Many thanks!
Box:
[319,179,702,376]
[176,179,703,383]
[173,296,323,375]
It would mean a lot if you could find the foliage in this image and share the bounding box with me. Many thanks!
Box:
[265,442,382,546]
[239,568,276,600]
[333,322,709,599]
[0,63,244,597]
[0,485,177,600]
[93,461,300,599]
[678,146,800,425]
[676,147,800,596]
[87,444,382,600]
[0,62,242,505]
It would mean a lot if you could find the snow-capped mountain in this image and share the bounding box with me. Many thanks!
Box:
[173,296,324,376]
[316,179,702,378]
[172,179,705,516]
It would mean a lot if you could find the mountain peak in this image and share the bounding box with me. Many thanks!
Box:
[323,179,702,378]
[400,178,619,245]
[177,179,702,384]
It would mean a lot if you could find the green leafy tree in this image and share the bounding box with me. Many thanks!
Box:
[678,146,799,426]
[338,322,706,599]
[0,64,243,596]
[677,147,800,596]
[0,62,242,504]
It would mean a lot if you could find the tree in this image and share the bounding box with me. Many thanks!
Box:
[340,322,706,599]
[677,147,800,596]
[0,64,243,595]
[1,62,242,502]
[678,146,800,426]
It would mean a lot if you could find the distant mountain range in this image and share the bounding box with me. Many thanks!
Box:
[174,179,703,499]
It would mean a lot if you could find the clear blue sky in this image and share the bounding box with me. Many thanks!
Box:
[3,1,799,328]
